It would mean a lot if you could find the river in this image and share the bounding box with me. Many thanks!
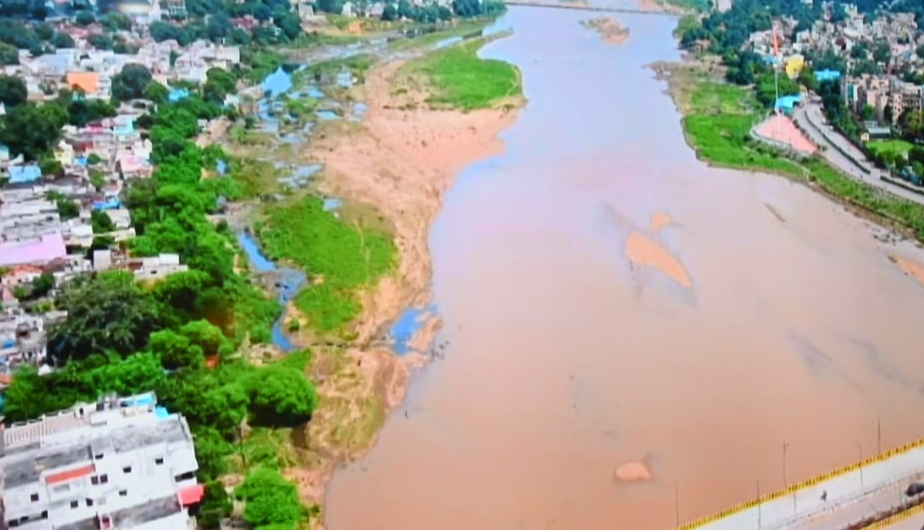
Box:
[326,6,924,530]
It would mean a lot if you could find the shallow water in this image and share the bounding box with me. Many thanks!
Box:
[327,6,924,530]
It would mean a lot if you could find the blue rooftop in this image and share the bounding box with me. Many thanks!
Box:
[775,94,803,112]
[168,88,190,102]
[154,406,170,419]
[92,198,121,211]
[815,69,841,82]
[8,165,41,184]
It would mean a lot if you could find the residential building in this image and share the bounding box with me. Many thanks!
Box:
[0,392,203,530]
[131,254,187,281]
[0,308,47,368]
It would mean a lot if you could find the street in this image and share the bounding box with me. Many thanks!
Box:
[791,101,924,206]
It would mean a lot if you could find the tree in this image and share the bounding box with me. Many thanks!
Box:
[50,31,75,49]
[235,468,306,527]
[0,74,26,107]
[143,80,169,104]
[87,33,114,51]
[179,320,229,357]
[873,42,891,64]
[0,102,68,160]
[245,365,318,427]
[48,271,165,361]
[102,12,132,31]
[91,209,116,234]
[861,104,876,121]
[316,0,343,13]
[34,22,54,40]
[67,97,117,127]
[55,197,79,219]
[31,272,55,298]
[199,481,233,529]
[75,10,96,26]
[111,64,153,101]
[381,3,398,20]
[148,329,205,369]
[150,21,181,42]
[918,44,924,60]
[0,42,19,65]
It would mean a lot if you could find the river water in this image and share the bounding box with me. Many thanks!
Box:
[326,6,924,530]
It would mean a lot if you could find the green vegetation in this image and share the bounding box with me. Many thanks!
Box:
[676,68,924,241]
[300,53,375,84]
[867,139,915,159]
[260,196,396,333]
[236,468,310,528]
[681,76,803,176]
[404,37,522,110]
[389,20,490,51]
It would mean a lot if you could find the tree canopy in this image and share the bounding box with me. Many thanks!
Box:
[0,74,26,107]
[235,468,307,528]
[48,271,166,361]
[112,63,153,101]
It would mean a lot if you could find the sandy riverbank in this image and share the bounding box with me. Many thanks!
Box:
[581,17,631,46]
[286,59,520,525]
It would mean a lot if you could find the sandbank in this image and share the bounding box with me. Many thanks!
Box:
[625,231,691,289]
[581,17,631,46]
[290,59,519,524]
[890,255,924,290]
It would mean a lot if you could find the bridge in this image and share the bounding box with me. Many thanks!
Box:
[672,438,924,530]
[504,0,675,16]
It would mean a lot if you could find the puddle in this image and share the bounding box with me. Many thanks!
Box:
[238,231,276,272]
[391,305,437,355]
[335,71,353,88]
[216,160,228,175]
[262,67,294,96]
[434,36,463,49]
[323,198,343,211]
[317,110,341,121]
[352,102,368,115]
[307,87,325,98]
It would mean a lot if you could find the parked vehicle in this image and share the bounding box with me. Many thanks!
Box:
[905,483,924,497]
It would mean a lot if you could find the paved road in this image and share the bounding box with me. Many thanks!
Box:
[787,486,916,530]
[791,101,924,206]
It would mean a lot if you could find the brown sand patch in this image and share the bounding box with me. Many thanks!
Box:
[581,17,630,46]
[625,232,691,289]
[649,212,672,233]
[889,255,924,290]
[291,60,520,525]
[614,461,652,482]
[753,114,817,155]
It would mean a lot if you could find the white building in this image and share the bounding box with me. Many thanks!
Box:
[0,392,203,530]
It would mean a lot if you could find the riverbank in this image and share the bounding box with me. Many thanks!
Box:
[275,36,522,525]
[653,59,924,244]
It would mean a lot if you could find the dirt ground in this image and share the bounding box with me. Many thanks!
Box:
[285,60,520,527]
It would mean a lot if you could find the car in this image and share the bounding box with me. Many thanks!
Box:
[905,483,924,497]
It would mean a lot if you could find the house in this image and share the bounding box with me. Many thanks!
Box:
[7,165,42,185]
[65,71,111,99]
[132,254,188,280]
[116,153,153,179]
[0,265,43,288]
[0,307,47,367]
[0,232,67,268]
[784,54,805,78]
[0,392,202,530]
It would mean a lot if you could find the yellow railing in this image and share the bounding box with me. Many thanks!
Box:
[676,437,924,530]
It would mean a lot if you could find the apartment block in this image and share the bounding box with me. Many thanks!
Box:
[0,393,203,530]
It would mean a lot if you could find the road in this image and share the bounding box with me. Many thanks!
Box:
[791,101,924,206]
[787,486,916,530]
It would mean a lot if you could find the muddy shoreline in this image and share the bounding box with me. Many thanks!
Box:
[284,58,520,526]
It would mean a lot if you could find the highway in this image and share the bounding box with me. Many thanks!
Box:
[791,101,924,206]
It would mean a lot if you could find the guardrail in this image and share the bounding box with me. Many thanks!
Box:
[675,437,924,530]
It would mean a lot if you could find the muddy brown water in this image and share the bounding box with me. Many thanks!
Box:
[326,6,924,530]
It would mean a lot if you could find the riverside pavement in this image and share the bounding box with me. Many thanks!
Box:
[678,441,924,530]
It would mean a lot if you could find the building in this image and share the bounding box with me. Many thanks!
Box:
[0,392,203,530]
[131,254,187,281]
[888,80,924,125]
[0,308,47,368]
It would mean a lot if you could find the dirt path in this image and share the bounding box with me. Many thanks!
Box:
[287,60,520,527]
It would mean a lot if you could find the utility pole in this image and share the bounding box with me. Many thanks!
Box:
[857,441,864,490]
[878,416,882,454]
[783,442,790,487]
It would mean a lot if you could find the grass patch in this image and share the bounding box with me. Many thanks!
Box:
[259,196,396,333]
[675,66,924,241]
[301,54,376,84]
[402,37,521,110]
[233,427,299,471]
[389,20,490,51]
[674,14,700,37]
[866,139,915,159]
[681,79,804,177]
[227,158,280,198]
[243,48,284,83]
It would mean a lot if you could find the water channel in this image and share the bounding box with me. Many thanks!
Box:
[326,5,924,530]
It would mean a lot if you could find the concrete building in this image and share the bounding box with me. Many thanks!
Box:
[0,392,203,530]
[131,254,187,281]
